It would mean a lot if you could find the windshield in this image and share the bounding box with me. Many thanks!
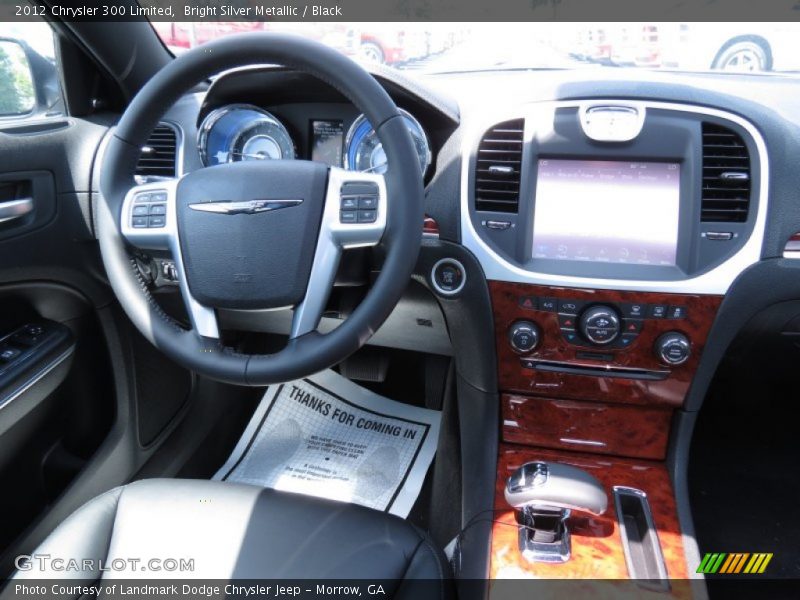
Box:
[151,22,800,75]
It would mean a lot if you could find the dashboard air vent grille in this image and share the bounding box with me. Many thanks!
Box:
[474,118,524,213]
[136,124,178,179]
[701,122,750,222]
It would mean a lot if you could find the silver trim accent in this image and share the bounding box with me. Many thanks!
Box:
[344,108,431,175]
[430,258,467,296]
[518,507,572,564]
[0,345,75,413]
[0,197,33,223]
[613,486,670,588]
[559,438,606,447]
[189,199,302,215]
[120,178,219,339]
[290,167,387,339]
[460,100,769,295]
[720,171,749,181]
[579,103,646,142]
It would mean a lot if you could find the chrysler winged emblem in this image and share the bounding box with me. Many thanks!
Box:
[189,199,303,215]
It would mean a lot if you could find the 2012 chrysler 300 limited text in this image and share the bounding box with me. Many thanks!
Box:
[0,5,798,600]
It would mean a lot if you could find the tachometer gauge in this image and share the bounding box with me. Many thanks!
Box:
[198,104,296,166]
[345,109,431,176]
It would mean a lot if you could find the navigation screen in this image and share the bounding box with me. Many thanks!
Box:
[311,120,344,167]
[532,159,681,266]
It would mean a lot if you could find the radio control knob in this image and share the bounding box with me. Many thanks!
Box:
[655,332,691,366]
[578,305,620,345]
[508,321,540,354]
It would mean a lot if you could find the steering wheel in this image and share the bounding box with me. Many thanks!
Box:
[97,34,423,385]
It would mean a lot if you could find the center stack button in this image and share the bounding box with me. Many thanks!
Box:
[508,321,541,354]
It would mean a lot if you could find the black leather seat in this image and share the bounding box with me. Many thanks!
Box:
[14,479,452,597]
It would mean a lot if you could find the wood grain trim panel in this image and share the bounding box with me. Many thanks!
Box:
[491,445,690,588]
[490,282,722,407]
[502,394,672,460]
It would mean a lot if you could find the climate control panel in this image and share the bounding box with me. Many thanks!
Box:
[516,295,689,353]
[492,282,722,408]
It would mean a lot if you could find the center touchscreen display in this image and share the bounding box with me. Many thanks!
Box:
[532,159,681,266]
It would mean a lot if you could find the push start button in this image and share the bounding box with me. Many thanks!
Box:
[431,258,466,296]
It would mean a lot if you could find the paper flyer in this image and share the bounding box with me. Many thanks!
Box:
[214,369,441,517]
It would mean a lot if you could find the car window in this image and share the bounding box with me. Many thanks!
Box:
[151,22,800,77]
[0,20,64,120]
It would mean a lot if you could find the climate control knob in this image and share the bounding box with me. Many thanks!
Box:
[578,305,620,346]
[655,332,691,366]
[508,321,541,354]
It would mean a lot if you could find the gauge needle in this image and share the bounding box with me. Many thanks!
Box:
[230,151,273,160]
[360,162,387,173]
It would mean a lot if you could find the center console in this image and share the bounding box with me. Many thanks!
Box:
[492,282,721,459]
[459,100,766,587]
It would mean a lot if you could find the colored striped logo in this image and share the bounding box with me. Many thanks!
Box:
[697,553,773,574]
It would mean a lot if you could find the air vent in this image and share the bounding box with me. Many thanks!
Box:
[474,118,524,213]
[135,124,178,179]
[701,122,751,222]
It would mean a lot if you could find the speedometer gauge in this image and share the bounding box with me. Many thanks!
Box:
[198,104,295,166]
[345,109,431,176]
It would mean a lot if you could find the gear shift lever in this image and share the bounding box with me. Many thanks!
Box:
[505,461,607,563]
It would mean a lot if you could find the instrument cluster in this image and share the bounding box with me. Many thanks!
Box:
[198,103,431,176]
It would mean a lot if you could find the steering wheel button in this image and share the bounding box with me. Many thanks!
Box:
[340,210,357,223]
[131,216,148,228]
[134,193,150,203]
[150,191,168,203]
[358,210,377,223]
[149,204,167,216]
[132,205,149,216]
[341,181,379,195]
[358,196,378,209]
[340,197,359,210]
[148,215,166,228]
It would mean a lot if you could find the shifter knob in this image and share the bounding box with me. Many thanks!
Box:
[505,461,608,516]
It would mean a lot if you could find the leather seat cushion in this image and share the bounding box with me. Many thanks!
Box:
[15,479,452,598]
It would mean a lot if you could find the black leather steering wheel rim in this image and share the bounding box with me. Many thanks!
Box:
[98,33,423,385]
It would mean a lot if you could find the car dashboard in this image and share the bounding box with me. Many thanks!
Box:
[126,63,800,582]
